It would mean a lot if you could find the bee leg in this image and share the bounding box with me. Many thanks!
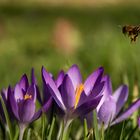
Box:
[128,31,133,37]
[130,37,134,43]
[134,33,138,42]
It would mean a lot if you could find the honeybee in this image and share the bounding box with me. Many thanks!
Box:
[122,25,140,42]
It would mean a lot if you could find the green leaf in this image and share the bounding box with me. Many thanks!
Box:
[41,113,46,140]
[101,123,104,140]
[93,111,100,140]
[13,125,19,140]
[26,128,31,140]
[47,117,55,140]
[119,121,125,140]
[83,119,88,140]
[125,125,138,140]
[32,129,42,140]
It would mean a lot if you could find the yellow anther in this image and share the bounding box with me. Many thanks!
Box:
[74,84,84,109]
[24,94,32,100]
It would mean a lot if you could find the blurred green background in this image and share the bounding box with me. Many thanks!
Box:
[0,1,140,94]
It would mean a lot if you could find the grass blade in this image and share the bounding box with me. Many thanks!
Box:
[41,113,46,140]
[48,116,55,140]
[26,128,31,140]
[0,94,13,140]
[84,119,88,140]
[119,121,125,140]
[13,125,19,140]
[101,123,104,140]
[93,111,100,140]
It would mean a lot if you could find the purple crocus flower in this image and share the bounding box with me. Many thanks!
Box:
[42,64,105,122]
[9,74,41,124]
[8,74,42,140]
[92,76,140,128]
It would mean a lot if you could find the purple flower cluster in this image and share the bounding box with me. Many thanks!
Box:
[0,64,140,139]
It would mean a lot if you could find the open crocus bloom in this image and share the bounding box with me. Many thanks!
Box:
[42,64,105,120]
[97,76,140,128]
[9,74,42,124]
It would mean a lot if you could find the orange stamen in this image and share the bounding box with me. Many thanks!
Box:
[74,84,84,109]
[24,94,32,100]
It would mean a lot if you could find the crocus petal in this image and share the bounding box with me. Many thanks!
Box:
[73,96,102,118]
[89,81,105,99]
[84,67,104,96]
[67,64,82,90]
[14,84,24,101]
[8,86,19,120]
[19,74,29,91]
[98,97,116,125]
[42,97,53,112]
[42,67,66,110]
[1,89,7,103]
[31,109,42,122]
[77,91,87,107]
[31,68,37,85]
[78,82,104,108]
[18,99,35,123]
[31,69,41,104]
[113,85,128,116]
[55,70,65,88]
[43,82,51,103]
[101,75,112,95]
[97,76,112,112]
[27,85,36,103]
[36,86,42,104]
[61,75,75,109]
[112,99,140,125]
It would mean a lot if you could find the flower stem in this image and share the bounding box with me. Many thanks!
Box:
[19,124,26,140]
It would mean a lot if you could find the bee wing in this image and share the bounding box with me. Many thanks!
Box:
[117,25,122,28]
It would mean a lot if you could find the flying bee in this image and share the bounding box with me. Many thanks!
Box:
[122,25,140,42]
